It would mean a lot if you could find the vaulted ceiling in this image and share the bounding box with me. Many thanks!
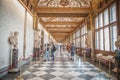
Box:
[19,0,103,42]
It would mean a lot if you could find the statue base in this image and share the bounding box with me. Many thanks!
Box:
[8,49,19,73]
[8,68,20,73]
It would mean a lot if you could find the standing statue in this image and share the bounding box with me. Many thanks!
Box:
[115,35,120,61]
[114,35,120,80]
[34,29,41,48]
[34,29,41,59]
[9,32,19,49]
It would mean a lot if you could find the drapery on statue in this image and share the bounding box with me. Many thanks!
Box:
[34,29,41,48]
[115,35,120,61]
[115,35,120,49]
[9,32,19,49]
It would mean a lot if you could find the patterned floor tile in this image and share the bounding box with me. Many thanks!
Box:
[84,71,99,76]
[60,69,72,73]
[1,51,117,80]
[60,74,75,80]
[68,71,82,77]
[49,77,66,80]
[50,71,65,76]
[21,70,31,76]
[52,67,63,70]
[44,69,56,73]
[78,74,94,80]
[71,77,86,80]
[26,77,44,80]
[38,67,49,70]
[22,73,36,80]
[40,74,56,80]
[32,71,47,76]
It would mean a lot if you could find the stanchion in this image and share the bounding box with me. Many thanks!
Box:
[98,58,102,72]
[29,55,33,71]
[106,60,112,79]
[16,57,24,80]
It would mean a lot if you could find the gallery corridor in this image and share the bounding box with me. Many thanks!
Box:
[0,0,120,80]
[1,50,117,80]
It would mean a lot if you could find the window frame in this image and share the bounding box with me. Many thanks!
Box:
[94,2,117,52]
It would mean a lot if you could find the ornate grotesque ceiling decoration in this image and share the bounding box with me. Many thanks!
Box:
[41,17,82,22]
[19,0,108,42]
[60,0,69,6]
[46,25,77,27]
[38,0,91,7]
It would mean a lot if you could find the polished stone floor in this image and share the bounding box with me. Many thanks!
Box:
[1,51,117,80]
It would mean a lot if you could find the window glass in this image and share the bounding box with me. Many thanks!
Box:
[76,38,80,47]
[104,27,110,51]
[99,13,103,27]
[76,30,80,37]
[81,36,83,48]
[94,3,117,52]
[85,25,87,33]
[73,33,75,39]
[110,25,117,51]
[110,3,116,23]
[104,9,109,26]
[83,36,86,48]
[100,29,104,50]
[95,31,99,49]
[95,17,98,29]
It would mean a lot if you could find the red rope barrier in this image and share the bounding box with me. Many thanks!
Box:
[0,54,33,75]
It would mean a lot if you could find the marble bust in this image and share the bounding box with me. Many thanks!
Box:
[9,32,19,49]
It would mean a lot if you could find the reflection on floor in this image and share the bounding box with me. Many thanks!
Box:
[1,51,117,80]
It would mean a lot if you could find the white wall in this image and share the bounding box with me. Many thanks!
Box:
[0,0,34,70]
[0,0,25,69]
[25,12,34,59]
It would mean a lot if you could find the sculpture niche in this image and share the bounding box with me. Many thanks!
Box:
[8,31,19,73]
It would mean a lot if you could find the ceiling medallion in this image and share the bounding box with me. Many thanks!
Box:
[60,0,69,6]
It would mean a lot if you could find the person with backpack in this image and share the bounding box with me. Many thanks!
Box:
[51,42,56,60]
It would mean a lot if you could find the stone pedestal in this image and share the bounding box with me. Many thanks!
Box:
[8,49,19,73]
[33,48,40,59]
[12,49,18,68]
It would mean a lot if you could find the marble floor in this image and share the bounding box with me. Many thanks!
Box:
[1,51,117,80]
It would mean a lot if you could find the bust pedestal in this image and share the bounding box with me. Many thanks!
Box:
[33,48,40,59]
[8,49,19,73]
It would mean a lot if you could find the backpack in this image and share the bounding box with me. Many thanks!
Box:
[47,47,49,51]
[53,45,56,51]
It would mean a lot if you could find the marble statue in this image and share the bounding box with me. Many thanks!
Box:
[9,31,19,49]
[115,35,120,60]
[34,29,41,48]
[115,35,120,49]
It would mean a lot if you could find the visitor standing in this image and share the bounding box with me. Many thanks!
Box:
[51,42,56,60]
[45,44,50,61]
[71,43,76,60]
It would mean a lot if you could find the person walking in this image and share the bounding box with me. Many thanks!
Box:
[71,43,76,60]
[67,42,71,59]
[45,44,50,61]
[51,42,56,60]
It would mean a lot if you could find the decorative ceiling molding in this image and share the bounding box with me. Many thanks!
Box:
[40,17,82,22]
[45,25,78,27]
[19,0,102,42]
[38,0,91,7]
